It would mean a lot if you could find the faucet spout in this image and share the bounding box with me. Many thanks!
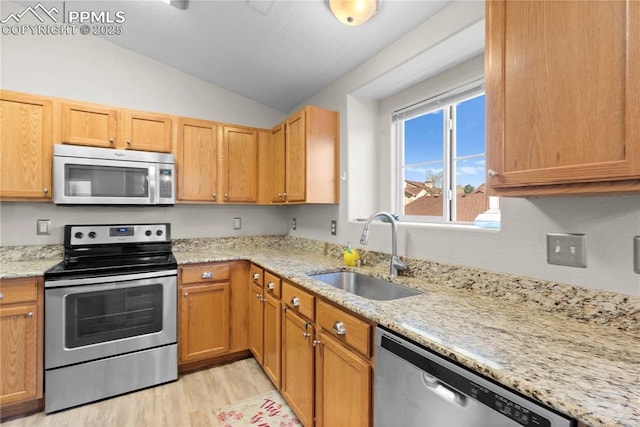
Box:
[360,211,407,276]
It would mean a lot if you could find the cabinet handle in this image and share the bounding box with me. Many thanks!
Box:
[43,188,49,194]
[109,138,114,144]
[224,193,229,200]
[267,282,275,290]
[282,193,287,200]
[304,321,311,329]
[27,312,33,318]
[255,293,262,299]
[126,140,131,145]
[291,296,300,307]
[184,292,189,297]
[201,271,212,279]
[487,169,498,178]
[0,292,3,299]
[212,193,217,200]
[303,332,311,339]
[312,339,321,347]
[332,321,347,335]
[253,273,260,280]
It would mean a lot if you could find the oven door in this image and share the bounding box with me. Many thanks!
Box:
[45,272,177,369]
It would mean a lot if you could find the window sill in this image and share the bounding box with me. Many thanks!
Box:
[350,218,500,232]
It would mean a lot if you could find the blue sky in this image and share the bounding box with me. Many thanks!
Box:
[404,94,486,187]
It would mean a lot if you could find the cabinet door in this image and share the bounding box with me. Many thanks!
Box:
[124,111,172,153]
[60,101,118,148]
[262,292,281,389]
[315,331,371,427]
[180,282,230,363]
[285,110,306,202]
[248,282,264,364]
[269,124,286,203]
[0,91,52,200]
[177,118,218,202]
[281,309,314,427]
[0,304,39,405]
[486,0,640,194]
[229,262,250,353]
[222,126,258,203]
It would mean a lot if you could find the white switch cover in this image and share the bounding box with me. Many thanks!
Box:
[37,219,51,235]
[233,217,241,230]
[547,233,586,268]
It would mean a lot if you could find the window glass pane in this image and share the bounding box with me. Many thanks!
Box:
[404,109,444,164]
[403,162,444,217]
[456,94,485,157]
[454,157,488,222]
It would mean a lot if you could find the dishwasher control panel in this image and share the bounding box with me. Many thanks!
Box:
[470,382,549,427]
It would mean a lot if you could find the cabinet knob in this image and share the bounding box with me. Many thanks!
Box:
[252,273,260,280]
[201,271,212,279]
[332,321,347,335]
[312,339,321,347]
[291,296,300,307]
[43,188,49,194]
[126,140,131,145]
[224,193,229,200]
[267,282,275,290]
[109,138,114,144]
[27,312,33,318]
[0,292,3,299]
[488,169,498,178]
[255,293,262,299]
[212,193,217,200]
[303,332,311,339]
[184,292,189,297]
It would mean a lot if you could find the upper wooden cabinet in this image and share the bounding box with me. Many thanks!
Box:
[221,125,259,203]
[60,101,172,153]
[123,110,172,152]
[269,106,339,204]
[176,118,218,202]
[0,91,52,200]
[486,0,640,196]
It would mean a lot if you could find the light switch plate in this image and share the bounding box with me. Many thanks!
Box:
[37,219,51,235]
[634,236,640,274]
[292,218,297,231]
[233,217,241,230]
[546,233,587,268]
[330,220,337,236]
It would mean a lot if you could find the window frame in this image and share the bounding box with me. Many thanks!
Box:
[394,80,487,224]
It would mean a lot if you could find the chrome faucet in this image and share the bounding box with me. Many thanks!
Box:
[360,211,407,277]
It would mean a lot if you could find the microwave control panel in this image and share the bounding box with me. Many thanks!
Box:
[159,168,173,198]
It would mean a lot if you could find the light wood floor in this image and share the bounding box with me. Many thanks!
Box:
[2,358,276,427]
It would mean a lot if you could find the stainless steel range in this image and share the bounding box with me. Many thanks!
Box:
[44,223,178,413]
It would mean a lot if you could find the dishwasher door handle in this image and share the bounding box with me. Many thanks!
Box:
[421,372,468,407]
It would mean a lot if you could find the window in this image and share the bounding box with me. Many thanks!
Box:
[394,81,498,226]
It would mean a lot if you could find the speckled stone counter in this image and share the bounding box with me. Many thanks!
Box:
[0,244,63,279]
[2,236,639,426]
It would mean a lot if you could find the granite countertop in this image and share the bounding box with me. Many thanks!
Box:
[1,238,638,426]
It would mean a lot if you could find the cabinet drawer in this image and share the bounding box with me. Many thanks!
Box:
[282,280,315,320]
[317,299,372,358]
[180,263,230,284]
[0,277,38,305]
[250,264,264,287]
[264,271,281,299]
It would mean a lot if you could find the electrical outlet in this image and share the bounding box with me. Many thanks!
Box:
[37,219,51,235]
[292,218,297,230]
[233,217,241,230]
[330,220,337,236]
[546,233,587,268]
[634,236,639,274]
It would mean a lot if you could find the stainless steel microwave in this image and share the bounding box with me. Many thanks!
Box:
[53,144,175,205]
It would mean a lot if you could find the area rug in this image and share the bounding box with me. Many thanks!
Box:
[215,390,301,427]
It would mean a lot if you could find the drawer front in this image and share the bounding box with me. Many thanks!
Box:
[282,280,315,321]
[264,271,281,299]
[181,263,230,284]
[317,299,372,358]
[0,277,38,305]
[250,264,264,287]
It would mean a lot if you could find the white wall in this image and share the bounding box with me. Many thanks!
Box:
[289,2,640,296]
[0,0,289,246]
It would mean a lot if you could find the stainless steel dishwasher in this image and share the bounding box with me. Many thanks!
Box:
[374,327,574,427]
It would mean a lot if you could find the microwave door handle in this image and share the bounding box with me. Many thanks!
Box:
[148,164,157,204]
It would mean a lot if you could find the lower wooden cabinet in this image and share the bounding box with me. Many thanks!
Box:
[315,330,371,427]
[281,308,315,427]
[248,281,264,363]
[178,263,236,365]
[0,277,43,407]
[262,276,282,388]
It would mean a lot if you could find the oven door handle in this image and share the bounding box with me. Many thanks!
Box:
[45,270,177,288]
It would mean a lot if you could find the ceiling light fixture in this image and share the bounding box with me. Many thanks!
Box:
[161,0,189,10]
[328,0,380,26]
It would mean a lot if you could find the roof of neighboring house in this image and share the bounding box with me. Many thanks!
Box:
[404,183,488,221]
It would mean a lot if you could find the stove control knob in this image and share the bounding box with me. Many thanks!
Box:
[156,230,163,236]
[74,232,83,239]
[88,232,96,239]
[145,230,152,237]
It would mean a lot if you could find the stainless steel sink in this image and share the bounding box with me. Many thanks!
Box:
[309,272,422,301]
